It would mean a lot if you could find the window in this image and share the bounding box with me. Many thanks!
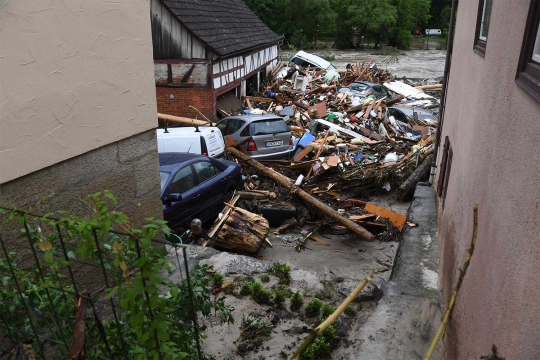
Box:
[193,161,218,184]
[516,0,540,102]
[160,171,170,191]
[168,166,197,194]
[249,119,289,136]
[216,119,228,134]
[437,136,453,209]
[474,0,492,56]
[225,119,245,135]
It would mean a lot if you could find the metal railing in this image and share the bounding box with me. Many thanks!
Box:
[0,206,200,359]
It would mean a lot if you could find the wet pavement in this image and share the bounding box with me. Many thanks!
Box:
[281,49,446,80]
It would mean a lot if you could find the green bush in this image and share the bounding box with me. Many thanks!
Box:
[212,272,225,288]
[239,314,274,341]
[290,291,304,311]
[344,305,356,317]
[304,298,322,318]
[250,282,272,304]
[269,262,291,285]
[321,304,335,320]
[301,325,339,359]
[261,274,270,283]
[240,282,253,296]
[273,288,287,308]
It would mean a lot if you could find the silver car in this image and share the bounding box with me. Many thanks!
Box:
[216,115,294,160]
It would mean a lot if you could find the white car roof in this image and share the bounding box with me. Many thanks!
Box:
[156,126,218,136]
[292,51,333,70]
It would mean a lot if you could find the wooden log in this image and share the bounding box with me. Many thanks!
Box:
[397,154,434,199]
[214,207,269,253]
[274,217,298,234]
[11,343,35,360]
[414,84,443,90]
[158,113,209,126]
[306,130,330,178]
[227,147,374,241]
[293,145,315,162]
[69,295,88,360]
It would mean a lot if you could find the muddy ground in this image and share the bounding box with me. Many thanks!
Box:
[175,194,411,360]
[281,48,446,80]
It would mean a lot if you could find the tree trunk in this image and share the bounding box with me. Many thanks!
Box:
[227,147,374,241]
[214,207,269,253]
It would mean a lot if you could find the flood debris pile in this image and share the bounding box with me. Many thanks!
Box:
[206,57,440,254]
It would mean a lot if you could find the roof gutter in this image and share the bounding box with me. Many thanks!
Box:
[431,0,458,184]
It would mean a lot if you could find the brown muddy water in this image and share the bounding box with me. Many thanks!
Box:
[281,48,446,80]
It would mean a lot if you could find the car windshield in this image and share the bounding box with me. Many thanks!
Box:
[160,171,170,191]
[250,119,289,136]
[350,83,370,92]
[418,114,436,121]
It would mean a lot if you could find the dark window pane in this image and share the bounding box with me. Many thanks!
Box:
[193,161,217,183]
[225,119,245,135]
[479,0,492,40]
[169,166,197,194]
[160,171,170,191]
[250,119,289,136]
[217,120,228,133]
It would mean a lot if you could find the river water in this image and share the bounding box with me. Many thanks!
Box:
[280,49,446,80]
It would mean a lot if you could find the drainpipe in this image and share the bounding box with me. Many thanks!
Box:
[431,0,458,184]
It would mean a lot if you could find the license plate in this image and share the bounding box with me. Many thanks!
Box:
[265,140,283,147]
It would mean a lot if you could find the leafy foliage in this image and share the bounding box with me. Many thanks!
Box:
[290,291,304,311]
[301,325,339,359]
[0,191,234,360]
[239,314,274,341]
[305,298,323,318]
[260,274,270,283]
[249,282,272,305]
[273,288,287,308]
[212,272,226,288]
[243,0,439,50]
[269,262,291,285]
[321,304,335,320]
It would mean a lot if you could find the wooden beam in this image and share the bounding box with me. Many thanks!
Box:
[227,147,374,241]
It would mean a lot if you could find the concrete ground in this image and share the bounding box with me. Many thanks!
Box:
[354,184,443,359]
[165,185,443,359]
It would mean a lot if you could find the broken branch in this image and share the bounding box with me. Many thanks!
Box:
[227,147,374,241]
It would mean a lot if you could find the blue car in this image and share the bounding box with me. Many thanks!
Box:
[159,153,242,232]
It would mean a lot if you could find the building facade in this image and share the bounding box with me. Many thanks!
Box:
[436,0,540,358]
[0,0,162,224]
[150,0,282,120]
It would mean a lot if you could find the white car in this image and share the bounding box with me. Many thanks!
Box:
[156,126,225,158]
[277,50,336,78]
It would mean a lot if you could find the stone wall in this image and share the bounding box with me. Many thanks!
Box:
[0,130,162,227]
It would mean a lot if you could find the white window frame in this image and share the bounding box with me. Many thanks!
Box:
[478,0,491,41]
[532,25,540,64]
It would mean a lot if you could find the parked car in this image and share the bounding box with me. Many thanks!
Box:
[339,81,391,100]
[216,115,294,160]
[387,106,438,123]
[156,126,225,158]
[159,153,242,232]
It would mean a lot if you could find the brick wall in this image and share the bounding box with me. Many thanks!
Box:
[156,87,216,121]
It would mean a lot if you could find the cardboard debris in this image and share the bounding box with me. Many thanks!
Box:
[364,203,407,231]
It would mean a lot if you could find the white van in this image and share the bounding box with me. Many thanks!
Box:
[156,127,225,158]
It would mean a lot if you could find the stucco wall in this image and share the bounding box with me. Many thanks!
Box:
[436,0,540,358]
[0,0,158,183]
